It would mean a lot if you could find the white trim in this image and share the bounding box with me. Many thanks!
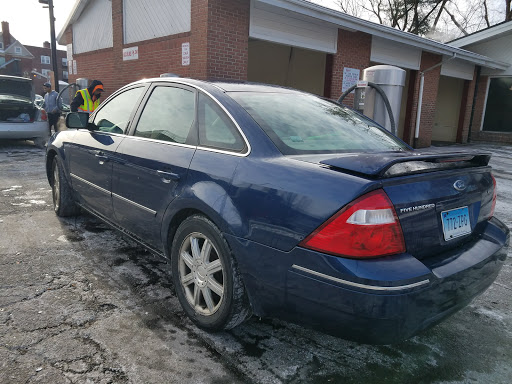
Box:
[480,77,491,132]
[450,22,512,48]
[291,264,430,292]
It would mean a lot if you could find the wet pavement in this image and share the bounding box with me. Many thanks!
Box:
[0,139,511,384]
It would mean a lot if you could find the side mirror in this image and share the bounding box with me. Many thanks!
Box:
[66,112,89,129]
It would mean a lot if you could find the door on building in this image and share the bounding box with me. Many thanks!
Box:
[482,77,512,133]
[248,40,326,96]
[432,76,464,143]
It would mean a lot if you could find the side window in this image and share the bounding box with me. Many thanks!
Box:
[198,93,245,152]
[134,86,195,144]
[93,87,144,134]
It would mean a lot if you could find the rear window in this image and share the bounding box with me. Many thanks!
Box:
[229,91,408,155]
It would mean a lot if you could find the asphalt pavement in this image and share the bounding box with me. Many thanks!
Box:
[0,139,511,384]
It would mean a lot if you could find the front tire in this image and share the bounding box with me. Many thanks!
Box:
[51,157,79,217]
[171,215,251,330]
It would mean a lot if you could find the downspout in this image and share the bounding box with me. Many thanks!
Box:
[414,53,457,148]
[467,66,482,143]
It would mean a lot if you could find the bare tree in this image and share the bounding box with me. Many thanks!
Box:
[332,0,510,39]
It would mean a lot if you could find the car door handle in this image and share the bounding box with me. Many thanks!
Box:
[157,170,180,183]
[95,154,109,164]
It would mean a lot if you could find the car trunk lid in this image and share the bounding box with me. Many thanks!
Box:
[291,150,495,259]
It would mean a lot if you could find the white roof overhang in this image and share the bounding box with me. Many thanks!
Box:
[57,0,91,45]
[257,0,509,71]
[449,21,512,48]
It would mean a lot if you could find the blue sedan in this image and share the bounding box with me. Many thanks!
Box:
[45,78,509,344]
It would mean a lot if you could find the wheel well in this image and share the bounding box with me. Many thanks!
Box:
[165,208,217,258]
[46,150,57,185]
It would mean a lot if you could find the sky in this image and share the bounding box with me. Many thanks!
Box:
[2,0,80,48]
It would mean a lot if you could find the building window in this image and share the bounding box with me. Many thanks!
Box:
[62,58,67,67]
[42,69,51,78]
[15,47,22,54]
[482,77,512,133]
[0,42,3,50]
[63,71,68,80]
[41,55,51,64]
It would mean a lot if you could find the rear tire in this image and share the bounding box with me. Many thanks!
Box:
[51,157,80,217]
[171,215,251,330]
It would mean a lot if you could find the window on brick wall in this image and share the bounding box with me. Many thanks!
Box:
[63,71,68,80]
[62,58,67,67]
[0,42,4,50]
[41,55,51,64]
[482,77,512,133]
[42,69,51,78]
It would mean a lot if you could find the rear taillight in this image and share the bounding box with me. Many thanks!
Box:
[39,109,48,122]
[300,189,406,258]
[490,174,497,218]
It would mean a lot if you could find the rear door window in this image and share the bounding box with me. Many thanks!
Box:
[134,86,195,144]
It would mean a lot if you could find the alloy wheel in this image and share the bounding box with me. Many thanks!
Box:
[178,232,225,316]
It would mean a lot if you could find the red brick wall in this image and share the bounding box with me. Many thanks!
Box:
[330,29,372,104]
[408,51,442,148]
[24,45,67,95]
[68,0,249,99]
[206,0,250,80]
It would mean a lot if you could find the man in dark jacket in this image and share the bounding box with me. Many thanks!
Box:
[70,80,105,113]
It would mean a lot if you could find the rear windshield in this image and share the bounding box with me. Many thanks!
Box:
[229,91,409,155]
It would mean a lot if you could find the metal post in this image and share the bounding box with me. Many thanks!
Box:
[47,0,59,92]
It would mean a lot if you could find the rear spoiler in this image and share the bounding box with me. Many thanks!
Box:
[319,151,491,178]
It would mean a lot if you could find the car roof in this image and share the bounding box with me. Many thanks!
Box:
[132,77,303,95]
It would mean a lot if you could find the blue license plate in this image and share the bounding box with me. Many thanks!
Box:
[441,207,471,241]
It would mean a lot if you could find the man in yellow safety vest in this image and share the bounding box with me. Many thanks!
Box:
[70,80,105,113]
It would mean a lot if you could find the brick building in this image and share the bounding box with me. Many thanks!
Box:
[57,0,510,147]
[24,41,68,95]
[0,21,34,79]
[1,21,68,96]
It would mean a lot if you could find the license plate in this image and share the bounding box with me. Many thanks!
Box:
[441,207,471,241]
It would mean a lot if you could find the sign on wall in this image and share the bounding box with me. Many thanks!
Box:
[123,46,139,61]
[182,42,190,66]
[68,60,73,75]
[73,60,77,75]
[342,67,360,93]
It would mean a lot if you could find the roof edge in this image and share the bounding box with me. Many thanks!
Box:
[57,0,90,45]
[449,20,512,48]
[259,0,509,70]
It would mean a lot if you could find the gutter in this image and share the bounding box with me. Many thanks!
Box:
[414,53,457,148]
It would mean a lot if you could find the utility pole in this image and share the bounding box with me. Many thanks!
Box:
[39,0,59,92]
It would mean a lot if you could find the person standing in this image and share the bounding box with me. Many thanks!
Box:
[42,82,61,134]
[70,80,104,113]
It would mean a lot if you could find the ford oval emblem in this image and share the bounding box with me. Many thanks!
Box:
[453,180,466,191]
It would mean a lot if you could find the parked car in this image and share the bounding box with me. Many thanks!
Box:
[45,78,509,344]
[0,75,48,147]
[35,94,44,108]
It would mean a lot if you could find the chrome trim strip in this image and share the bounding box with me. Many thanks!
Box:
[291,264,430,292]
[70,173,110,196]
[112,192,157,215]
